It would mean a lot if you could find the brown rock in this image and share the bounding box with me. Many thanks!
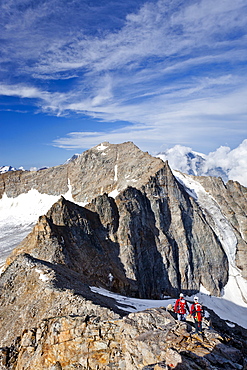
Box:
[2,308,246,370]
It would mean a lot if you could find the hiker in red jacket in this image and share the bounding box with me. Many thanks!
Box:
[174,293,189,321]
[190,296,204,333]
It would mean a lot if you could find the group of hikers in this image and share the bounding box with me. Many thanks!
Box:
[174,293,204,334]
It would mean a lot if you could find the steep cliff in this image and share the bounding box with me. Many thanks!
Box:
[2,141,247,301]
[0,141,247,369]
[191,176,247,279]
[0,142,164,202]
[5,185,228,301]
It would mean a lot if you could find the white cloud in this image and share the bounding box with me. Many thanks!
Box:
[0,84,45,99]
[51,81,247,155]
[2,0,246,77]
[157,140,247,187]
[0,83,67,113]
[0,0,246,156]
[206,140,247,186]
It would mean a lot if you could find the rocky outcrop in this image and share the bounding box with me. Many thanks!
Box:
[141,165,228,297]
[0,142,164,202]
[1,305,246,370]
[0,252,125,347]
[1,142,247,369]
[0,238,246,369]
[0,165,68,199]
[4,196,136,297]
[191,176,247,278]
[1,141,246,298]
[5,182,228,300]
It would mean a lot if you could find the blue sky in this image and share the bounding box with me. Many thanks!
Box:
[0,0,247,169]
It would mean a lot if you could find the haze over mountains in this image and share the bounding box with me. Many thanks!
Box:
[0,141,247,369]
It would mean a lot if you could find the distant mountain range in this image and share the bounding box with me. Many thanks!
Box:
[0,154,80,174]
[0,165,20,174]
[2,140,246,186]
[0,141,247,368]
[156,146,228,181]
[157,139,247,187]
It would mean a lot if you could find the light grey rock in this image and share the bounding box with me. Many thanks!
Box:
[0,305,246,370]
[0,141,247,369]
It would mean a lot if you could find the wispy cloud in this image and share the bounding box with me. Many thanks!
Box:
[0,0,246,153]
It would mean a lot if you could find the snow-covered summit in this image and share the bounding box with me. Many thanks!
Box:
[64,153,80,164]
[157,139,247,187]
[157,145,207,177]
[0,165,18,174]
[0,165,26,174]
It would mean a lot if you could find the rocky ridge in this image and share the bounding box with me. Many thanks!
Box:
[5,181,228,300]
[0,142,247,369]
[0,248,247,369]
[0,142,164,201]
[1,142,246,305]
[1,142,246,288]
[1,301,247,369]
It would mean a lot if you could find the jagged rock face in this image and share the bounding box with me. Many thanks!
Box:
[88,164,228,298]
[1,141,247,369]
[6,178,228,301]
[193,176,247,278]
[1,141,245,298]
[0,253,123,347]
[5,197,137,297]
[142,166,228,296]
[0,165,69,199]
[1,306,246,370]
[0,142,164,202]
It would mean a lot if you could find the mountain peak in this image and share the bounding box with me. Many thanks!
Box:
[157,140,247,187]
[0,141,247,368]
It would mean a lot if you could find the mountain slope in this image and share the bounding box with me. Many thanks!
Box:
[4,168,229,299]
[0,142,164,201]
[0,142,247,304]
[1,141,247,369]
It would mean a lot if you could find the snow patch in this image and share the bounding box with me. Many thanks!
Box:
[0,178,86,266]
[63,178,74,202]
[200,284,211,295]
[0,189,60,266]
[226,321,235,328]
[108,189,120,198]
[35,268,50,282]
[97,143,108,151]
[114,165,118,181]
[64,154,80,164]
[90,287,247,329]
[90,286,173,313]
